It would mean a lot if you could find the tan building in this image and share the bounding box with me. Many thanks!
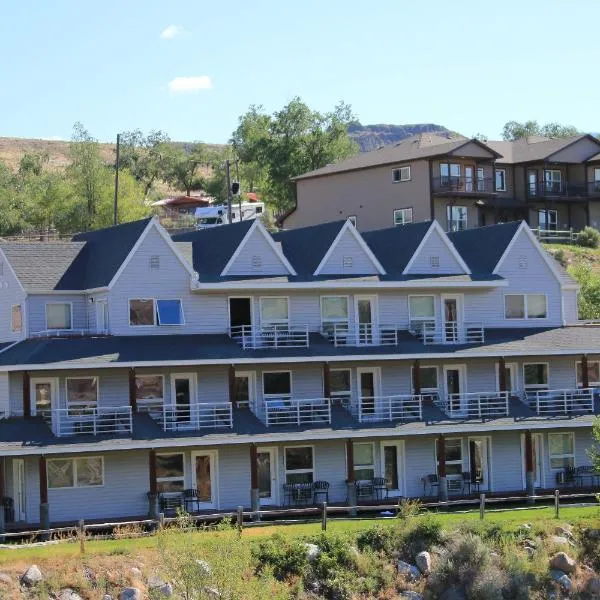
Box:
[282,133,600,233]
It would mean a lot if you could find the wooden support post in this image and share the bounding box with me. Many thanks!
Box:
[525,430,535,502]
[237,505,243,535]
[39,456,48,505]
[346,440,356,516]
[498,357,507,393]
[554,489,560,519]
[321,502,327,531]
[581,354,590,389]
[23,371,30,418]
[149,450,157,495]
[437,436,448,501]
[228,365,236,405]
[78,519,85,555]
[250,444,259,518]
[0,458,5,536]
[128,368,137,413]
[412,360,421,395]
[323,363,331,398]
[479,494,485,520]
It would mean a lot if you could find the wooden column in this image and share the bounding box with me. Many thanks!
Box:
[23,371,30,419]
[412,360,421,395]
[437,436,447,478]
[0,458,5,500]
[524,430,534,474]
[228,365,236,404]
[128,368,137,413]
[323,363,331,398]
[149,449,157,496]
[498,357,507,393]
[250,444,258,490]
[346,439,354,482]
[39,456,48,505]
[581,354,590,389]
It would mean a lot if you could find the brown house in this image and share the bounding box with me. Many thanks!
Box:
[282,133,600,234]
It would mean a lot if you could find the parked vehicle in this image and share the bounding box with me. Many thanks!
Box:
[195,202,264,228]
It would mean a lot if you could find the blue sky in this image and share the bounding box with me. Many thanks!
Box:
[1,0,599,143]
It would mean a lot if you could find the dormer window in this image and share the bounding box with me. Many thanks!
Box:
[342,256,353,268]
[149,255,160,270]
[392,166,411,183]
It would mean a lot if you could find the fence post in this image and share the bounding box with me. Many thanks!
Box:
[479,494,485,520]
[554,489,560,519]
[159,512,165,530]
[237,505,244,535]
[78,519,85,555]
[321,502,327,531]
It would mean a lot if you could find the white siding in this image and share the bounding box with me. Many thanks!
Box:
[226,227,289,277]
[0,252,26,342]
[317,228,380,276]
[27,295,88,334]
[563,289,579,324]
[405,228,466,275]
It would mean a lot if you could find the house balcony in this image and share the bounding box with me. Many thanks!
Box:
[322,323,402,347]
[409,320,484,344]
[142,401,233,431]
[435,392,510,419]
[263,397,331,427]
[352,395,423,423]
[42,406,133,437]
[229,325,310,349]
[524,388,595,416]
[432,176,495,196]
[526,180,596,199]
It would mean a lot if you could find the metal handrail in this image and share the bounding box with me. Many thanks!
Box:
[355,395,422,423]
[432,176,494,194]
[525,388,594,415]
[438,391,510,419]
[323,323,400,347]
[264,397,331,427]
[51,406,132,437]
[159,402,233,431]
[229,325,309,349]
[30,328,107,338]
[410,320,484,344]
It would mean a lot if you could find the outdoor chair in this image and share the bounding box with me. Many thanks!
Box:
[159,494,184,515]
[355,480,374,502]
[294,482,313,506]
[312,480,330,504]
[282,483,295,506]
[422,474,439,497]
[183,489,200,513]
[372,477,389,500]
[2,497,13,522]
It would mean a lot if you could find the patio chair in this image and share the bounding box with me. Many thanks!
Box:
[422,474,439,497]
[183,489,200,513]
[355,480,374,502]
[313,480,330,504]
[372,477,390,501]
[2,497,13,522]
[294,482,314,506]
[159,494,184,516]
[282,483,295,506]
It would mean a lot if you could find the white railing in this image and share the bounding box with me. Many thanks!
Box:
[410,320,484,344]
[531,228,579,244]
[230,325,309,349]
[323,323,400,347]
[50,406,133,437]
[525,388,594,415]
[264,397,331,427]
[157,402,233,431]
[30,328,105,338]
[353,395,423,423]
[437,391,510,419]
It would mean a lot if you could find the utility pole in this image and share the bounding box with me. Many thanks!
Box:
[113,133,121,226]
[225,159,232,224]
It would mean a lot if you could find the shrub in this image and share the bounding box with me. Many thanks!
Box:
[577,226,600,248]
[253,534,309,581]
[551,248,566,266]
[402,516,444,558]
[356,526,397,554]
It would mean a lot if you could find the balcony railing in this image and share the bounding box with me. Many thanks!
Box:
[432,176,494,195]
[526,180,596,198]
[524,388,594,415]
[436,392,510,419]
[264,397,331,427]
[149,402,234,431]
[30,327,108,338]
[230,325,309,349]
[353,395,423,423]
[47,406,133,437]
[323,323,400,347]
[409,320,484,344]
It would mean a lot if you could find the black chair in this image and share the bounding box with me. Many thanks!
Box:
[423,474,439,497]
[183,489,200,513]
[294,482,313,506]
[159,494,184,515]
[372,477,389,501]
[282,483,295,506]
[355,480,374,502]
[461,472,472,495]
[313,480,330,504]
[2,497,13,522]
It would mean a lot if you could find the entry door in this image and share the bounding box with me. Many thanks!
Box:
[257,447,278,506]
[233,371,255,410]
[497,362,517,393]
[381,442,404,497]
[13,459,26,521]
[356,296,376,344]
[358,368,379,416]
[464,166,474,192]
[521,434,544,489]
[444,365,465,414]
[528,170,537,196]
[538,209,558,232]
[469,438,490,491]
[442,295,461,342]
[171,374,194,423]
[192,451,218,509]
[229,298,252,333]
[96,299,109,333]
[30,378,57,419]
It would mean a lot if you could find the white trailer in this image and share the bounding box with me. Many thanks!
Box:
[194,202,265,229]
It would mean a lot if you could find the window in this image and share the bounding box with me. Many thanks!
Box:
[476,167,485,192]
[413,366,438,393]
[353,443,375,480]
[394,208,413,226]
[135,375,164,409]
[440,163,461,182]
[576,361,600,387]
[392,166,411,183]
[538,209,558,232]
[285,446,314,484]
[504,294,547,319]
[594,168,600,193]
[446,206,467,232]
[156,299,184,326]
[66,377,98,416]
[342,256,353,268]
[263,371,291,400]
[524,363,549,390]
[495,169,506,192]
[47,456,104,489]
[548,433,575,469]
[156,453,185,492]
[11,304,22,333]
[129,299,155,326]
[321,296,349,328]
[260,297,289,326]
[251,255,262,270]
[330,369,351,405]
[46,303,72,330]
[430,256,440,268]
[438,438,463,476]
[149,255,160,270]
[409,296,435,321]
[544,170,562,193]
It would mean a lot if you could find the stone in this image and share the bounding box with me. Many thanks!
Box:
[523,538,537,549]
[587,528,600,539]
[102,596,113,600]
[21,565,43,586]
[156,583,173,597]
[304,543,321,561]
[550,569,572,592]
[398,592,424,600]
[439,587,467,600]
[555,525,573,538]
[415,550,432,575]
[57,590,83,600]
[551,535,571,546]
[119,588,142,600]
[0,573,11,585]
[549,552,577,574]
[202,587,222,599]
[525,546,535,558]
[130,567,143,579]
[396,560,421,581]
[195,559,212,577]
[586,576,600,596]
[148,574,166,588]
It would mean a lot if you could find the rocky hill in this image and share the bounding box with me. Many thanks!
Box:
[348,122,452,152]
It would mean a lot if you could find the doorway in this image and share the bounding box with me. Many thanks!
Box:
[30,378,57,419]
[96,299,109,333]
[171,374,194,424]
[191,451,218,509]
[233,371,255,410]
[257,447,278,505]
[355,296,376,344]
[381,441,404,497]
[444,365,466,414]
[497,362,517,393]
[441,295,462,342]
[13,459,26,522]
[229,298,252,332]
[464,166,474,192]
[358,368,379,417]
[468,437,490,491]
[521,433,544,489]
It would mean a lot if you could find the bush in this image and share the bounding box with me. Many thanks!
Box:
[577,226,600,248]
[402,516,444,558]
[356,526,397,554]
[253,534,308,581]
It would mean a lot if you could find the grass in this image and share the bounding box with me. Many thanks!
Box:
[543,242,600,272]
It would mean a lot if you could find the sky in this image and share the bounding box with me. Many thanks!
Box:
[1,0,599,144]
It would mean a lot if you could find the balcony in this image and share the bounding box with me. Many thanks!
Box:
[436,392,510,419]
[44,406,132,437]
[409,320,484,345]
[525,180,600,199]
[264,397,331,427]
[30,327,109,339]
[524,388,595,416]
[144,402,233,431]
[322,323,401,347]
[432,176,495,196]
[230,325,309,349]
[352,395,423,423]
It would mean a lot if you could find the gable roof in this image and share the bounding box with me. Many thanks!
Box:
[447,221,522,274]
[293,134,501,181]
[487,135,600,164]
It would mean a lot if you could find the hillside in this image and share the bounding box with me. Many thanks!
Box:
[348,122,452,152]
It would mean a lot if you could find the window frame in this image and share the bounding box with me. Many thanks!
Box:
[392,166,411,183]
[538,208,558,231]
[504,294,547,320]
[47,456,105,489]
[129,298,156,327]
[155,298,185,326]
[11,304,22,333]
[135,374,165,408]
[330,368,352,405]
[320,295,350,328]
[446,205,468,232]
[353,441,376,481]
[45,302,73,331]
[523,362,550,390]
[393,207,414,226]
[575,361,600,387]
[259,296,290,327]
[155,451,186,494]
[548,432,575,470]
[436,437,464,477]
[284,445,314,484]
[65,376,99,416]
[262,370,292,400]
[411,365,439,394]
[408,295,436,322]
[495,169,507,192]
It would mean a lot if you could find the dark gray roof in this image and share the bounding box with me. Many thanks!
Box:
[171,220,254,281]
[448,221,522,274]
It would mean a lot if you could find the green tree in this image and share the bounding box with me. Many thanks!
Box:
[163,143,210,196]
[502,120,580,141]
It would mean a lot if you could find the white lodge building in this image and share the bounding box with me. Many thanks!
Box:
[0,215,597,527]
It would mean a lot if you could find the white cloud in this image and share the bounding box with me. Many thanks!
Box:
[160,25,185,39]
[168,76,213,93]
